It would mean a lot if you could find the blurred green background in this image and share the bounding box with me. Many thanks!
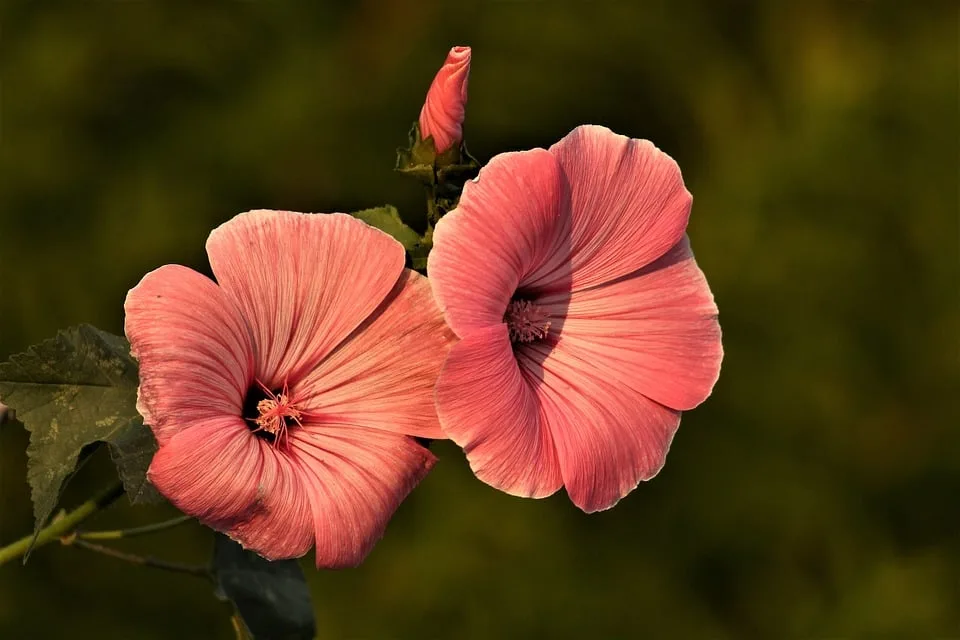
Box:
[1,1,957,638]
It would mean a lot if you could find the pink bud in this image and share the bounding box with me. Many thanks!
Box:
[419,46,471,154]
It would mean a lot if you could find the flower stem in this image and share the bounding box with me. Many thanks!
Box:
[230,613,252,640]
[61,536,212,580]
[426,184,440,225]
[76,515,192,541]
[0,482,125,566]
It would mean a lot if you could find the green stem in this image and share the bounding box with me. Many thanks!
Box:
[0,482,125,566]
[77,515,192,541]
[426,184,440,225]
[231,613,252,640]
[63,538,212,580]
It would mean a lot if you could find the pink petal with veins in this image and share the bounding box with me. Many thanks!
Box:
[206,210,405,387]
[295,270,455,440]
[291,424,436,568]
[435,324,562,499]
[125,264,254,446]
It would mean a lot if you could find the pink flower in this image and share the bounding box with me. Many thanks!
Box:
[419,46,471,154]
[125,210,454,567]
[428,125,723,513]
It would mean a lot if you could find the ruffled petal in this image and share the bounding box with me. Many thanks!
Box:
[538,238,722,411]
[294,270,455,440]
[151,416,315,561]
[435,324,562,498]
[519,343,681,513]
[549,125,691,291]
[419,46,471,154]
[124,265,254,445]
[206,210,405,387]
[428,149,568,337]
[290,425,435,568]
[223,446,316,560]
[147,417,264,529]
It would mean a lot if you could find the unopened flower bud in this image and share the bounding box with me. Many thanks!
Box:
[419,46,471,154]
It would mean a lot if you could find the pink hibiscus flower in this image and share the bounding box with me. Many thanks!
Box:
[419,46,471,153]
[428,125,723,513]
[125,210,454,567]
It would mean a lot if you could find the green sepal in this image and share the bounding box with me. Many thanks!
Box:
[395,122,438,186]
[395,122,481,191]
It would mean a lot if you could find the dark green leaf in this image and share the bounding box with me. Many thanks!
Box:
[0,324,160,537]
[212,534,316,640]
[108,420,161,503]
[351,205,421,252]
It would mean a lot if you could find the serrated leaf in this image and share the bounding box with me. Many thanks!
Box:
[352,205,421,252]
[0,324,160,537]
[212,534,316,640]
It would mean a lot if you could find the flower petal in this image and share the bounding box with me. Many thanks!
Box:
[223,447,315,560]
[519,343,681,513]
[290,426,435,568]
[538,238,722,411]
[294,270,455,440]
[124,265,254,445]
[206,210,405,386]
[549,125,691,291]
[428,149,568,337]
[435,324,562,499]
[147,417,264,529]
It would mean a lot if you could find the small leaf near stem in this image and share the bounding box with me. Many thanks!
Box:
[351,205,421,252]
[0,482,125,566]
[61,536,213,580]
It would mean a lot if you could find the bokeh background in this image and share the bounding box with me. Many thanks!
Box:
[1,1,957,638]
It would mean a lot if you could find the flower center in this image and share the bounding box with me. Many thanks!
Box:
[504,298,551,344]
[242,380,303,447]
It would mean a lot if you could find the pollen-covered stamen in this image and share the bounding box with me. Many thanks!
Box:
[505,298,552,343]
[245,379,303,447]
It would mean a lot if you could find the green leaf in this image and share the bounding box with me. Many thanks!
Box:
[108,419,161,503]
[351,205,421,252]
[0,324,160,538]
[212,534,316,640]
